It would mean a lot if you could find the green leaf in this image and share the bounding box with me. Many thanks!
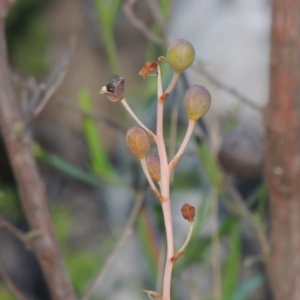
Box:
[198,142,223,189]
[222,223,241,300]
[34,143,103,187]
[94,0,122,73]
[0,186,22,221]
[136,209,159,279]
[78,88,116,180]
[232,275,264,300]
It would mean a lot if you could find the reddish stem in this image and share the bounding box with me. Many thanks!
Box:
[156,66,174,300]
[0,10,76,300]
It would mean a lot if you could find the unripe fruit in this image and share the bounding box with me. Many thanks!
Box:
[126,127,150,159]
[166,39,195,73]
[184,85,211,121]
[146,152,161,182]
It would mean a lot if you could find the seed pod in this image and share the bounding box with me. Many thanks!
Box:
[100,75,125,102]
[146,152,161,182]
[126,127,150,159]
[184,85,211,121]
[181,203,195,222]
[166,39,195,73]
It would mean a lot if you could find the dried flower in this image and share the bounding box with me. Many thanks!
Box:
[181,203,195,222]
[100,75,125,102]
[138,56,165,79]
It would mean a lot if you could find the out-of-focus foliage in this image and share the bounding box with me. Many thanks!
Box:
[5,0,55,75]
[0,0,268,299]
[0,187,22,221]
[78,88,117,180]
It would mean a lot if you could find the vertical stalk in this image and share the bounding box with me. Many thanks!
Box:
[0,7,76,300]
[266,0,300,298]
[156,66,174,300]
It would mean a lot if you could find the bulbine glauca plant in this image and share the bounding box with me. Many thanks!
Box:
[100,39,211,300]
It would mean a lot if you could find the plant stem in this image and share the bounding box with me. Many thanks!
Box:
[169,119,195,171]
[140,158,158,192]
[156,65,174,300]
[177,221,194,254]
[0,17,76,300]
[121,98,157,141]
[165,71,180,95]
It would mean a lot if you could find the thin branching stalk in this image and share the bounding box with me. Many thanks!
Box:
[140,158,159,192]
[169,119,196,171]
[177,221,194,254]
[121,98,157,141]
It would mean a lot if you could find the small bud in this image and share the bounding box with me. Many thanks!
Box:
[100,75,125,102]
[184,85,211,121]
[126,127,150,159]
[181,203,195,222]
[167,39,195,73]
[146,152,161,182]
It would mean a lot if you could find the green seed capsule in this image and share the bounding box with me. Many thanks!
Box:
[184,85,211,121]
[126,127,150,159]
[166,39,195,73]
[146,152,161,182]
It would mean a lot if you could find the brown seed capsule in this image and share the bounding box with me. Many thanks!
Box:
[181,203,195,222]
[184,85,211,121]
[100,75,125,102]
[167,39,195,73]
[126,127,150,159]
[146,152,161,182]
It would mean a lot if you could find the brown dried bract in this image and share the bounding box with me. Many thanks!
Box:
[181,203,195,222]
[159,92,169,103]
[171,251,184,263]
[138,56,165,79]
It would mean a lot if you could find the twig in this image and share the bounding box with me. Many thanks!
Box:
[25,38,76,123]
[81,190,145,300]
[0,263,29,300]
[145,0,169,39]
[55,96,127,134]
[0,217,27,244]
[122,2,262,113]
[0,15,76,300]
[193,64,264,113]
[123,0,167,48]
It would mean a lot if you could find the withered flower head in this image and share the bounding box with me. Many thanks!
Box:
[181,203,195,222]
[100,75,125,102]
[138,56,165,79]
